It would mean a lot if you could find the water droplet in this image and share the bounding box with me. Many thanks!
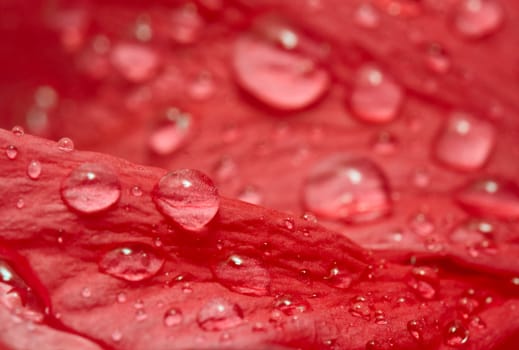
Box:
[130,186,143,197]
[407,320,423,341]
[350,64,403,123]
[152,169,219,231]
[81,287,91,298]
[164,307,183,327]
[214,156,238,183]
[303,156,391,223]
[99,244,164,282]
[453,0,504,39]
[135,308,148,321]
[470,316,486,329]
[61,163,121,214]
[348,296,371,320]
[134,15,153,42]
[450,219,497,256]
[27,160,42,180]
[407,266,439,300]
[371,131,398,155]
[274,294,311,315]
[408,213,435,236]
[11,126,25,137]
[149,108,192,155]
[16,198,24,209]
[456,178,519,219]
[57,137,74,152]
[374,309,387,325]
[425,43,450,74]
[324,266,354,289]
[116,292,127,303]
[213,255,270,296]
[197,298,244,331]
[233,33,330,111]
[5,145,18,160]
[111,330,122,342]
[435,112,495,171]
[188,73,215,100]
[169,5,204,44]
[444,320,469,347]
[110,43,159,82]
[237,185,263,205]
[355,3,380,28]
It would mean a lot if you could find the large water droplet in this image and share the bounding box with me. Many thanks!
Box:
[197,298,244,331]
[99,244,164,282]
[350,64,403,123]
[233,33,330,111]
[164,307,183,327]
[5,145,18,160]
[453,0,504,39]
[57,137,75,152]
[444,320,469,347]
[148,108,192,155]
[456,178,519,219]
[435,112,495,171]
[303,156,391,223]
[152,169,219,231]
[110,43,159,82]
[274,294,311,315]
[61,163,121,214]
[213,255,270,296]
[27,160,42,180]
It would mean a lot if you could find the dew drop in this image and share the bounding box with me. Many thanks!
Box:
[11,126,25,137]
[435,112,495,171]
[164,307,183,327]
[169,5,204,44]
[116,292,127,303]
[350,64,403,124]
[16,198,24,209]
[110,43,159,82]
[27,160,42,180]
[324,266,354,289]
[408,213,435,236]
[374,309,387,325]
[149,109,192,155]
[99,244,164,282]
[213,255,270,296]
[111,330,123,342]
[152,169,219,231]
[131,186,143,197]
[81,287,91,298]
[456,178,519,219]
[197,298,244,331]
[57,137,74,152]
[61,163,121,214]
[349,296,371,320]
[453,0,504,39]
[274,294,311,315]
[303,156,391,223]
[5,145,18,160]
[135,308,148,321]
[444,320,469,347]
[407,320,423,341]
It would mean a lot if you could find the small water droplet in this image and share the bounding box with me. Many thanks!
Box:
[131,186,143,197]
[435,112,495,171]
[163,307,183,327]
[134,15,153,42]
[425,43,450,74]
[135,308,148,321]
[188,73,215,100]
[16,198,24,209]
[152,169,219,231]
[407,319,423,341]
[110,43,159,82]
[374,309,387,325]
[81,287,91,298]
[5,145,18,160]
[355,3,380,28]
[57,137,74,152]
[348,296,371,320]
[99,244,164,282]
[197,298,244,331]
[213,255,270,296]
[116,292,127,303]
[350,64,403,124]
[470,316,486,329]
[237,185,263,205]
[408,213,435,236]
[27,160,42,180]
[453,0,504,39]
[371,131,398,155]
[169,5,204,44]
[303,156,391,223]
[34,86,58,110]
[274,295,311,315]
[149,108,192,155]
[444,320,469,347]
[11,126,25,137]
[111,330,122,342]
[61,163,121,214]
[450,219,497,257]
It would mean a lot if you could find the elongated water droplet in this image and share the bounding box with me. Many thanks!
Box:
[456,178,519,219]
[213,255,270,296]
[149,109,192,155]
[233,33,330,111]
[164,307,183,327]
[444,320,469,346]
[11,126,24,137]
[350,65,403,123]
[57,137,74,152]
[453,0,504,39]
[27,160,42,180]
[435,112,495,171]
[99,244,164,282]
[5,145,18,160]
[274,294,311,315]
[61,163,121,214]
[303,156,391,223]
[153,169,219,231]
[111,43,159,82]
[197,298,244,331]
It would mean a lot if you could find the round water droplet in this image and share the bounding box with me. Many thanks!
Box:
[164,307,183,327]
[110,43,159,82]
[407,320,423,341]
[350,64,403,124]
[153,169,219,231]
[81,287,91,298]
[5,145,18,160]
[131,186,143,197]
[111,330,123,342]
[303,156,391,223]
[197,298,244,331]
[456,178,519,219]
[57,137,74,152]
[324,266,354,289]
[11,126,25,137]
[348,296,371,320]
[233,33,330,111]
[425,43,450,74]
[16,198,24,209]
[274,294,311,315]
[99,244,164,282]
[355,3,380,28]
[61,163,121,214]
[213,255,270,296]
[453,0,504,39]
[444,320,469,347]
[149,109,192,155]
[27,160,42,180]
[169,5,204,44]
[435,112,495,171]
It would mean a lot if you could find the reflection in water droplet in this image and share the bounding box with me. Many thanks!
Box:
[454,0,504,39]
[197,298,244,331]
[444,320,469,347]
[350,65,403,124]
[164,307,183,327]
[5,145,18,160]
[27,160,42,180]
[213,255,270,296]
[304,156,391,223]
[153,169,219,231]
[149,108,192,155]
[61,163,121,214]
[57,137,75,152]
[99,244,164,282]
